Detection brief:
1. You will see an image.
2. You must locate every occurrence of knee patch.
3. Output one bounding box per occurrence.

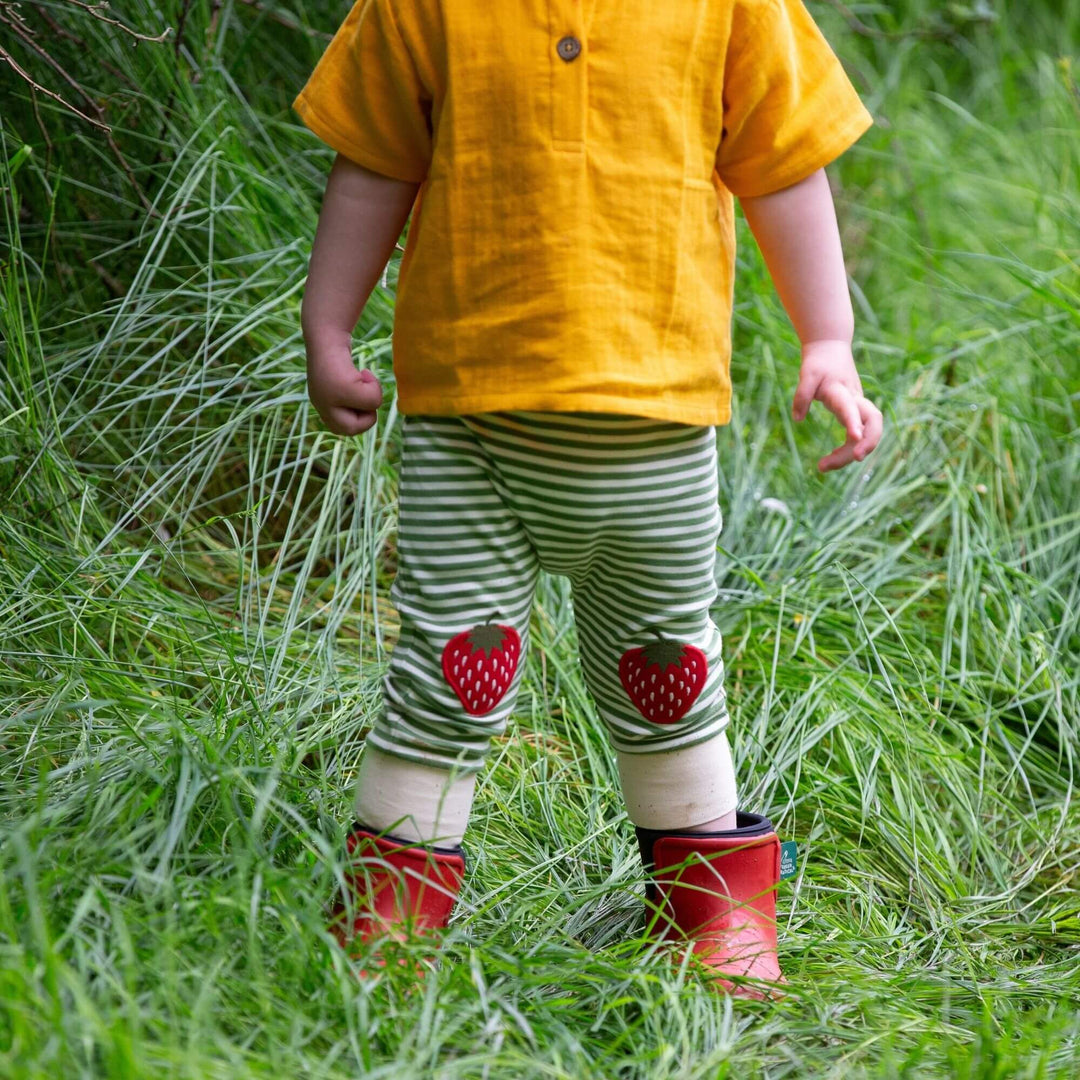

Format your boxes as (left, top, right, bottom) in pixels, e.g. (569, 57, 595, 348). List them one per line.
(441, 620, 522, 716)
(618, 637, 708, 725)
(574, 616, 730, 755)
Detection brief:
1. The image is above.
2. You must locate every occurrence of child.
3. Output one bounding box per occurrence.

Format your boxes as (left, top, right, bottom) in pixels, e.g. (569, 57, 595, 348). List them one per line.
(293, 0, 882, 998)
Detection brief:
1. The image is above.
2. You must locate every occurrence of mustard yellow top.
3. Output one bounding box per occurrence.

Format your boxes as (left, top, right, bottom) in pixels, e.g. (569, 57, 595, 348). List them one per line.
(293, 0, 873, 426)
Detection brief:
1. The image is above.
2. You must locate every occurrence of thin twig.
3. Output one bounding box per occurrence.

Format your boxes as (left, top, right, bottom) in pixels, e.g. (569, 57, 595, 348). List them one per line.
(32, 4, 136, 87)
(1, 3, 157, 213)
(87, 257, 126, 298)
(126, 0, 195, 223)
(1, 8, 113, 123)
(60, 0, 172, 43)
(29, 85, 54, 165)
(194, 0, 224, 86)
(173, 0, 194, 59)
(0, 41, 107, 130)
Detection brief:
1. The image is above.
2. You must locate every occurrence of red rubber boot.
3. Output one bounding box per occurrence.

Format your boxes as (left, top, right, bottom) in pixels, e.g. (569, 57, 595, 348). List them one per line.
(636, 811, 788, 999)
(328, 822, 466, 969)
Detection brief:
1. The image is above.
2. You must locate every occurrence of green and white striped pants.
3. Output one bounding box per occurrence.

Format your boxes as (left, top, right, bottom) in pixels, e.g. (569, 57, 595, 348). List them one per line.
(368, 411, 733, 782)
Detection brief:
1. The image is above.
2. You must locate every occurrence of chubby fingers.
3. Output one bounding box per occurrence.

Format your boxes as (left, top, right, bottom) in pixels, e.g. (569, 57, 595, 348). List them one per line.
(816, 381, 863, 443)
(852, 397, 883, 461)
(818, 440, 856, 473)
(326, 406, 379, 436)
(337, 368, 384, 412)
(791, 367, 820, 422)
(819, 396, 884, 473)
(319, 368, 383, 436)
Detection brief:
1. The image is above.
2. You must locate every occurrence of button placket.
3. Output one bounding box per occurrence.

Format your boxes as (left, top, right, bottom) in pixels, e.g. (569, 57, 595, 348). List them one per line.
(549, 2, 588, 149)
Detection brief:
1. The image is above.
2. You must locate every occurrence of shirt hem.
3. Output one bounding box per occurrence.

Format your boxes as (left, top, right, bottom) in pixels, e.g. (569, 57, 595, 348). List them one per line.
(723, 107, 874, 199)
(397, 391, 733, 427)
(292, 93, 428, 184)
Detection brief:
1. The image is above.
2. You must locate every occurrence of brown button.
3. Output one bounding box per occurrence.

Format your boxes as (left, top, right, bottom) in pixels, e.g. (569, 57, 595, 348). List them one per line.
(556, 35, 581, 61)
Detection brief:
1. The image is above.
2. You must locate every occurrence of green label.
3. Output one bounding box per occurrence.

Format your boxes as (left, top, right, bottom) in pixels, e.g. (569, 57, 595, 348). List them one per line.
(779, 841, 797, 880)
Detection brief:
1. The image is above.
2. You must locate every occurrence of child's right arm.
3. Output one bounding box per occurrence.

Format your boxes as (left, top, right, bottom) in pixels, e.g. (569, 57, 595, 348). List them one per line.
(740, 168, 882, 474)
(301, 153, 420, 436)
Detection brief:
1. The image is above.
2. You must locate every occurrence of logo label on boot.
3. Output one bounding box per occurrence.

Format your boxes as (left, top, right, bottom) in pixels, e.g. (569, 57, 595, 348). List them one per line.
(780, 841, 798, 879)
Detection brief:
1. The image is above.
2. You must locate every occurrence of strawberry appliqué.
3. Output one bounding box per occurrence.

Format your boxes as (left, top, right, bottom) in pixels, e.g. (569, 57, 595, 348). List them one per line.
(619, 638, 707, 724)
(442, 621, 521, 716)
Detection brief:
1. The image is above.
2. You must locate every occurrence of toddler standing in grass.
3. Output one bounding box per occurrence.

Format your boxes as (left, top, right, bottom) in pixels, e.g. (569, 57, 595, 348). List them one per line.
(294, 0, 882, 998)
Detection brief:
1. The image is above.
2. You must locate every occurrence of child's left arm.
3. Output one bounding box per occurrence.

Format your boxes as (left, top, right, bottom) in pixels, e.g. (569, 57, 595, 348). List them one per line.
(740, 167, 883, 474)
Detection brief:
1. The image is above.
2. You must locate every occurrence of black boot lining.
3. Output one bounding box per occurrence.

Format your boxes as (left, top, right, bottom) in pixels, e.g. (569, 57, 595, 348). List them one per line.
(349, 820, 467, 868)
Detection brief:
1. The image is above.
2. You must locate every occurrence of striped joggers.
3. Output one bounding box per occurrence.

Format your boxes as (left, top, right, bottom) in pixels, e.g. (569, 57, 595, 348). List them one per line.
(355, 411, 739, 842)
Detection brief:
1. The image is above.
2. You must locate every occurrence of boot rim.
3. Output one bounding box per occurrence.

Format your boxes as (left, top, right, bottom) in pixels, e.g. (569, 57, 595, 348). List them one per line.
(348, 819, 468, 869)
(636, 810, 775, 846)
(635, 810, 779, 907)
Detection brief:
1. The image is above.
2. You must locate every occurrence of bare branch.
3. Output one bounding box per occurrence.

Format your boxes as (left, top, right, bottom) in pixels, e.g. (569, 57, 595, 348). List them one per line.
(0, 3, 159, 212)
(60, 0, 172, 43)
(33, 3, 138, 88)
(0, 41, 109, 130)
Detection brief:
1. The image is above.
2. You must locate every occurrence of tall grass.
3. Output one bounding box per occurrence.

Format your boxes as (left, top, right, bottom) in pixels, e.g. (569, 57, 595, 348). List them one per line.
(2, 1, 1079, 1076)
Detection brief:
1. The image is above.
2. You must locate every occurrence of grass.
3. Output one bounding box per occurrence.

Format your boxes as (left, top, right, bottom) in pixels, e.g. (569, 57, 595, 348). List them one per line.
(1, 0, 1079, 1075)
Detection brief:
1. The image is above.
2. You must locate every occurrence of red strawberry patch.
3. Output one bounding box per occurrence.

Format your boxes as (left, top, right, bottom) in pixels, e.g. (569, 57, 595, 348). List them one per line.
(619, 638, 707, 724)
(442, 621, 521, 716)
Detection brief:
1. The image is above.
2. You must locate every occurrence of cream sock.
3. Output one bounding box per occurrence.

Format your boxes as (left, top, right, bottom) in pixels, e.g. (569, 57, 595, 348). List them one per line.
(353, 745, 477, 847)
(616, 728, 738, 830)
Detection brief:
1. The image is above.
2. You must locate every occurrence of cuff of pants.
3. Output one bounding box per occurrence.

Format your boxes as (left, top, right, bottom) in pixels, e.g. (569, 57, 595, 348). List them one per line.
(353, 745, 477, 847)
(616, 728, 738, 830)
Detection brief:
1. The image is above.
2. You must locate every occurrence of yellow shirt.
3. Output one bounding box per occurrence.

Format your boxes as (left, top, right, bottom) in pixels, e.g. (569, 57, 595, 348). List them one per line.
(293, 0, 873, 426)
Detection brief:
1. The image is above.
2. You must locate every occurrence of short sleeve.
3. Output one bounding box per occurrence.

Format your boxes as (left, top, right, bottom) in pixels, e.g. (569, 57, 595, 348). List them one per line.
(292, 0, 432, 183)
(714, 0, 873, 198)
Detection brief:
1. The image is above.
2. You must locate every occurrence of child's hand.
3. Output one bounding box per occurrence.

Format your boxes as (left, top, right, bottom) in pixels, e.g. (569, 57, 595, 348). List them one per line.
(791, 340, 882, 473)
(306, 345, 384, 436)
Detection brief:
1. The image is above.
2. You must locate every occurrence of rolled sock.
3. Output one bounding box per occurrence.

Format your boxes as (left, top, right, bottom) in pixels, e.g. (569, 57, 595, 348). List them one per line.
(617, 728, 738, 830)
(353, 745, 477, 846)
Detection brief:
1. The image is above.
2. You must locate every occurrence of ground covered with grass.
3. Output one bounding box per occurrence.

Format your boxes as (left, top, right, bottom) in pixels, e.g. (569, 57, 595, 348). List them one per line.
(2, 1, 1079, 1076)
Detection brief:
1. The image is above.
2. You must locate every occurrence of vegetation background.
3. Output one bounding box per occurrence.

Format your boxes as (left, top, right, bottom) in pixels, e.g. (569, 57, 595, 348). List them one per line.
(2, 0, 1078, 1075)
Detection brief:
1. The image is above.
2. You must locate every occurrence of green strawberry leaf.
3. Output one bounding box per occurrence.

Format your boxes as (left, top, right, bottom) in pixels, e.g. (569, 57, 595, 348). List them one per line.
(638, 639, 690, 669)
(466, 622, 509, 658)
